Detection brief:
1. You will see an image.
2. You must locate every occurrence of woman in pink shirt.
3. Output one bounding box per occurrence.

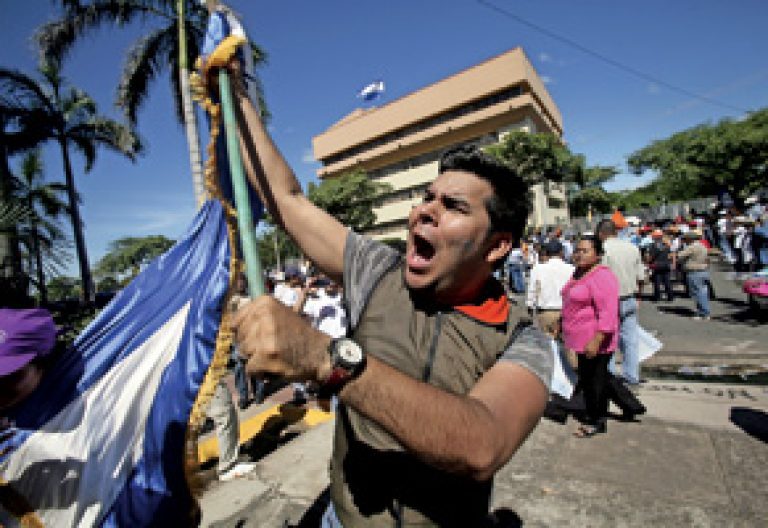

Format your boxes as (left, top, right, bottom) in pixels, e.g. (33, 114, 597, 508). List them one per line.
(561, 236, 620, 437)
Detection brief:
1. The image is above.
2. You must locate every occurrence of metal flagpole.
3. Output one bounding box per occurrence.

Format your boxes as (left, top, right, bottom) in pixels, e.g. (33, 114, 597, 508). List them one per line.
(218, 70, 265, 297)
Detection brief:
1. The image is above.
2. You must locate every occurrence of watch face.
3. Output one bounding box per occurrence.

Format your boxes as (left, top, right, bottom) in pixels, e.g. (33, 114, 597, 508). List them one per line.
(338, 339, 363, 363)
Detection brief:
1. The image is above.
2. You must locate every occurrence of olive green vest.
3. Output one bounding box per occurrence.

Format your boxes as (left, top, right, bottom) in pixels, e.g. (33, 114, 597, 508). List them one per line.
(330, 264, 529, 527)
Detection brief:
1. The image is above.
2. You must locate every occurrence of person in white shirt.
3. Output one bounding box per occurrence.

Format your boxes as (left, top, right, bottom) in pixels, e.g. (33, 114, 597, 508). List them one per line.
(526, 240, 575, 340)
(302, 279, 347, 339)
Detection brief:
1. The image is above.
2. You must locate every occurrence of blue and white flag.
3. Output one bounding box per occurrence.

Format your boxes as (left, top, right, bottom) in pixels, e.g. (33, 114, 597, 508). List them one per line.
(358, 80, 385, 101)
(0, 199, 231, 526)
(202, 3, 261, 108)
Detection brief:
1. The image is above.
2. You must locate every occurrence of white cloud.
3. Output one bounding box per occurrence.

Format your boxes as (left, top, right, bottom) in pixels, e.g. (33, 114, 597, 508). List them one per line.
(302, 148, 316, 164)
(541, 75, 554, 85)
(647, 82, 660, 94)
(538, 52, 552, 63)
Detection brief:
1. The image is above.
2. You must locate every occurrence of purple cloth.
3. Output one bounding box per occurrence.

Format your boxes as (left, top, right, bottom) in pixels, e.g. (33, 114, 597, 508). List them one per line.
(0, 308, 56, 375)
(561, 265, 620, 354)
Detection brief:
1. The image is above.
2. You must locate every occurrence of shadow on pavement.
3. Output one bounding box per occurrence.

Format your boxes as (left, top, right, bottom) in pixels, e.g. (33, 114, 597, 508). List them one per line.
(714, 309, 768, 326)
(730, 407, 768, 443)
(241, 403, 307, 461)
(656, 305, 697, 317)
(488, 508, 524, 527)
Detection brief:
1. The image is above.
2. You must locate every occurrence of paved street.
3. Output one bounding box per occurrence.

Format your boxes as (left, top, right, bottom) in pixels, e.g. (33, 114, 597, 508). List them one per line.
(198, 380, 768, 527)
(638, 261, 768, 370)
(196, 258, 768, 527)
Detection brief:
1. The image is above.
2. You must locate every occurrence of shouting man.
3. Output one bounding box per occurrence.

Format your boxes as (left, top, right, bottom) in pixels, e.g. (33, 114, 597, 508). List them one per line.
(226, 64, 552, 526)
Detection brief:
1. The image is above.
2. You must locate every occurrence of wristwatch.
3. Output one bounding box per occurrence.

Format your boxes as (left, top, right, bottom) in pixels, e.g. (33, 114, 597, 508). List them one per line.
(323, 337, 366, 394)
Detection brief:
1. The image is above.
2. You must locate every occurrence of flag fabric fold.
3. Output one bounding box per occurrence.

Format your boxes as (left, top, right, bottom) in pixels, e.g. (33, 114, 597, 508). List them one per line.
(0, 199, 232, 527)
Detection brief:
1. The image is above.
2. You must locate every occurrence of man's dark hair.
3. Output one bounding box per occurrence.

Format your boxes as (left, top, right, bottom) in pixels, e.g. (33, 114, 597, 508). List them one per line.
(579, 234, 604, 256)
(439, 146, 531, 242)
(596, 219, 617, 238)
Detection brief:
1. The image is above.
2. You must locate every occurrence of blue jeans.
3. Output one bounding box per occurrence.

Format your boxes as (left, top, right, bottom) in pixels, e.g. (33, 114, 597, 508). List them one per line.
(508, 263, 525, 293)
(719, 237, 735, 263)
(609, 297, 640, 385)
(686, 270, 711, 317)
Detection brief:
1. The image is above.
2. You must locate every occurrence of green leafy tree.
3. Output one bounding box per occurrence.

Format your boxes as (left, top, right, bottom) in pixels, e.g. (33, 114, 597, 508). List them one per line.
(96, 275, 120, 292)
(628, 108, 768, 208)
(257, 227, 301, 271)
(95, 235, 176, 283)
(307, 170, 391, 231)
(569, 187, 613, 217)
(0, 63, 142, 303)
(485, 130, 618, 218)
(0, 65, 56, 280)
(484, 130, 581, 185)
(567, 164, 618, 217)
(37, 0, 268, 202)
(47, 276, 81, 301)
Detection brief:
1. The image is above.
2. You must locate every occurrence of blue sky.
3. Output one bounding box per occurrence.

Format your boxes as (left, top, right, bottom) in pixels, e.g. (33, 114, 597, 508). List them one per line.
(3, 0, 767, 276)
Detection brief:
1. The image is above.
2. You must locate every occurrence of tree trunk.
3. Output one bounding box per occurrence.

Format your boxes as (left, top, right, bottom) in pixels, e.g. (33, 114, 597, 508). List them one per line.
(0, 139, 24, 282)
(177, 0, 206, 207)
(180, 68, 206, 205)
(59, 137, 94, 303)
(31, 222, 47, 305)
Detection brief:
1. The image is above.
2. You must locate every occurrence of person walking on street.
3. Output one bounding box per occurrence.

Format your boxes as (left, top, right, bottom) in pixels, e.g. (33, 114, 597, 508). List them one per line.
(561, 237, 620, 437)
(526, 241, 574, 339)
(676, 231, 711, 320)
(506, 244, 526, 294)
(597, 219, 645, 388)
(646, 230, 674, 302)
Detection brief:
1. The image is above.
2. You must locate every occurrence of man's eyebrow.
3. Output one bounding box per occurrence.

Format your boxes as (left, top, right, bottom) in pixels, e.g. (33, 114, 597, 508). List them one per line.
(442, 193, 471, 207)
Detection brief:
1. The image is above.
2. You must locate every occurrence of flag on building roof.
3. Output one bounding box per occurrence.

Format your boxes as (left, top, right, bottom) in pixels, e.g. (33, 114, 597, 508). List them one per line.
(0, 199, 232, 526)
(358, 80, 385, 101)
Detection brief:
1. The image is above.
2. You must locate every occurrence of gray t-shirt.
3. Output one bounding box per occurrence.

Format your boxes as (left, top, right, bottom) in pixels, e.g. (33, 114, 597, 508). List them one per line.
(342, 231, 552, 389)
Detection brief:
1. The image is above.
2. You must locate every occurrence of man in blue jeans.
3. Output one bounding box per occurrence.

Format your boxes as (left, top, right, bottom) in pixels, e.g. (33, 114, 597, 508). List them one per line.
(676, 231, 711, 319)
(506, 244, 526, 294)
(598, 219, 646, 387)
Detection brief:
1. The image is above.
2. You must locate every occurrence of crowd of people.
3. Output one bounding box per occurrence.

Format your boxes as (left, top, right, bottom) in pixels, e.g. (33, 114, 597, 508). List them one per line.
(503, 196, 768, 437)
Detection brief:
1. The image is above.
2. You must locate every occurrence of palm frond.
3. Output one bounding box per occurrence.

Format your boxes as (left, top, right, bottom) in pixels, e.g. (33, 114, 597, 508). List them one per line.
(0, 201, 32, 230)
(68, 132, 98, 172)
(36, 0, 177, 65)
(117, 24, 176, 124)
(61, 87, 98, 125)
(0, 67, 55, 116)
(68, 118, 143, 169)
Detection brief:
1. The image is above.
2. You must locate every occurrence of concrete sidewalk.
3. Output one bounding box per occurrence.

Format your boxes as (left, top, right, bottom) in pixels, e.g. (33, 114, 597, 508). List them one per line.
(198, 380, 768, 527)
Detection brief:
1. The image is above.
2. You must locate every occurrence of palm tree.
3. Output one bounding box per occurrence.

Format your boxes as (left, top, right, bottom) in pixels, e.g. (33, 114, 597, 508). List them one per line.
(0, 63, 142, 303)
(12, 150, 71, 304)
(1, 68, 53, 283)
(37, 0, 268, 205)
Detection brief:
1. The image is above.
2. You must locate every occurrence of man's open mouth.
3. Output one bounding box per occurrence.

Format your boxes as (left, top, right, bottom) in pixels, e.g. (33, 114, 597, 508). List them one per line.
(408, 233, 435, 270)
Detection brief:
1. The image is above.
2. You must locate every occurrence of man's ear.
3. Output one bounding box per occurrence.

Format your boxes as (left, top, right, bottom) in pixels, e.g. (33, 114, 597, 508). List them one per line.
(486, 232, 512, 266)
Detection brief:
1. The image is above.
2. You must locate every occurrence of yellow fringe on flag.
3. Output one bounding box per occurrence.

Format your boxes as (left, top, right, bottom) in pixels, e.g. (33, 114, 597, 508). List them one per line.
(183, 39, 251, 501)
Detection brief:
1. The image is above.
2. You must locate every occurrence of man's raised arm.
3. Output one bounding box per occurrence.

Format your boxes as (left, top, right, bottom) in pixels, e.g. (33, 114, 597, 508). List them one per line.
(231, 71, 347, 282)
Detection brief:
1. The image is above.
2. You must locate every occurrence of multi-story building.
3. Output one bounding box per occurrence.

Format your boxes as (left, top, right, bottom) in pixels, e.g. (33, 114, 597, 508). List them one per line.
(312, 47, 567, 240)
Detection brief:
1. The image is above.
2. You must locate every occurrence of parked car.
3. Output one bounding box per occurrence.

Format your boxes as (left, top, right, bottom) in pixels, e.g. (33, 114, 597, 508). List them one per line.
(743, 268, 768, 312)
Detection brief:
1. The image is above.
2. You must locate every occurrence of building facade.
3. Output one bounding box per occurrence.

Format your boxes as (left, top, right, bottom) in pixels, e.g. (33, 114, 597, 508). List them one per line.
(312, 47, 568, 240)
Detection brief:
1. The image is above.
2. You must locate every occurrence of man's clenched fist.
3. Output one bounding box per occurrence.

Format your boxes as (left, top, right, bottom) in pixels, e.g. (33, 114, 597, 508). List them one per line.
(231, 296, 332, 382)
